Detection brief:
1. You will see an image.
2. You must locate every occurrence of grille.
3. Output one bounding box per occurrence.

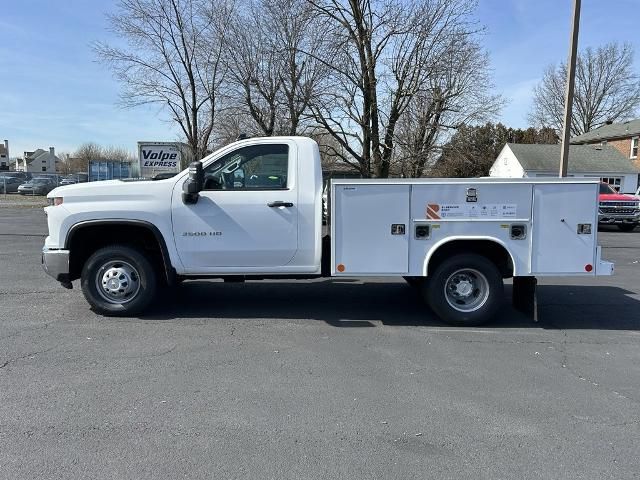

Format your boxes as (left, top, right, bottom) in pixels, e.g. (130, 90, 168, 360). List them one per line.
(599, 207, 638, 215)
(600, 201, 638, 208)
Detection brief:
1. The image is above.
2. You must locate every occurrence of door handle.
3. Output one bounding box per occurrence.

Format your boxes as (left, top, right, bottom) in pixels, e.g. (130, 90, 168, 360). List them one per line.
(267, 201, 294, 208)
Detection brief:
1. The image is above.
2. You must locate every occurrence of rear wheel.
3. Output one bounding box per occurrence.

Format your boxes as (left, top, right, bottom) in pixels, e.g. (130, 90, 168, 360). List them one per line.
(617, 223, 637, 232)
(424, 254, 503, 326)
(81, 245, 157, 316)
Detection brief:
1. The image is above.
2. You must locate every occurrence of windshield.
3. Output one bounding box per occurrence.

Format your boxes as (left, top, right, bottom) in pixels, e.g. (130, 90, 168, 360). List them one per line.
(32, 179, 50, 184)
(599, 183, 616, 194)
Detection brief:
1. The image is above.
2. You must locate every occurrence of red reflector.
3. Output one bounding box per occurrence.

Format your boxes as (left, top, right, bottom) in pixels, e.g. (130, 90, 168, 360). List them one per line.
(585, 264, 593, 272)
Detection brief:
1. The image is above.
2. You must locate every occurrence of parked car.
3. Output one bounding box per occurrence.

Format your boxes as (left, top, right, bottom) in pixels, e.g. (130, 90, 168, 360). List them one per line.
(60, 173, 88, 186)
(0, 176, 23, 193)
(18, 178, 55, 195)
(34, 174, 64, 186)
(598, 182, 640, 232)
(5, 172, 32, 182)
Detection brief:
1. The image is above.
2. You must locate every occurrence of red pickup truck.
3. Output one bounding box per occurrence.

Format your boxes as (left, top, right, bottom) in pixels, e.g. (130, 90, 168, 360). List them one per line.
(598, 182, 640, 231)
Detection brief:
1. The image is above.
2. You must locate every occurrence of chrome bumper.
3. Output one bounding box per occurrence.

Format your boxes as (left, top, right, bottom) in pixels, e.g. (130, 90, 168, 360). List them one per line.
(42, 248, 70, 282)
(598, 212, 640, 224)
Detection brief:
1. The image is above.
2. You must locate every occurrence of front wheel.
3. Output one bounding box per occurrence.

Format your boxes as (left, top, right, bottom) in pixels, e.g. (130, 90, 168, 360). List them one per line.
(81, 245, 157, 316)
(617, 223, 637, 232)
(423, 254, 503, 326)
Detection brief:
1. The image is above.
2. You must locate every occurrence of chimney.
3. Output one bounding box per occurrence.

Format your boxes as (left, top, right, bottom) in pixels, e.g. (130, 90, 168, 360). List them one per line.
(49, 146, 55, 156)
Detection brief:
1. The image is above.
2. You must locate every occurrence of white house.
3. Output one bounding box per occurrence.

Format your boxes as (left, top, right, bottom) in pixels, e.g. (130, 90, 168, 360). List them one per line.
(490, 143, 640, 194)
(15, 147, 61, 173)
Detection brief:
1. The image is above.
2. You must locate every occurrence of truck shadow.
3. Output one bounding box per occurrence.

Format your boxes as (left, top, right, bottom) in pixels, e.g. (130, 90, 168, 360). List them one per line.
(144, 280, 640, 330)
(598, 224, 639, 233)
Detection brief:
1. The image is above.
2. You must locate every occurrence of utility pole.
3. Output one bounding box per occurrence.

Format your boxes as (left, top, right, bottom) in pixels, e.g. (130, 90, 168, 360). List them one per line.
(559, 0, 581, 177)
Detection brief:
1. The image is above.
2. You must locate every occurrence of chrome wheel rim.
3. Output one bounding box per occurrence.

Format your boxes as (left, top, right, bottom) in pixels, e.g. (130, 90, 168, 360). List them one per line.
(95, 260, 141, 304)
(444, 268, 490, 313)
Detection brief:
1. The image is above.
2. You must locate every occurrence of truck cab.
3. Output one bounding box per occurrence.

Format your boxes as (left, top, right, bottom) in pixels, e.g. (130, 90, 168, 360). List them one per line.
(170, 137, 323, 273)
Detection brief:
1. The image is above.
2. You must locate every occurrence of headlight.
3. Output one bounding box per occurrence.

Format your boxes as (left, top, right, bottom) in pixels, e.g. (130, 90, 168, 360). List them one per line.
(47, 197, 63, 206)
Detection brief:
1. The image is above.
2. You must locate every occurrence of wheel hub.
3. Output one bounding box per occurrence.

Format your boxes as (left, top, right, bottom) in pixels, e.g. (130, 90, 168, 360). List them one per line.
(97, 261, 140, 304)
(444, 268, 490, 313)
(453, 279, 473, 297)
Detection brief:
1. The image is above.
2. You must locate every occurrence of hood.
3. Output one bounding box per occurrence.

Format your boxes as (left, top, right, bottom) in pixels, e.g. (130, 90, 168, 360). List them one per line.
(599, 193, 639, 202)
(48, 180, 119, 197)
(46, 176, 181, 203)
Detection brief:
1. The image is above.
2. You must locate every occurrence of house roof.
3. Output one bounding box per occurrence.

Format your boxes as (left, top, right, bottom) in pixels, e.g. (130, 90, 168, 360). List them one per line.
(24, 149, 62, 165)
(25, 149, 46, 163)
(507, 143, 639, 174)
(571, 119, 640, 144)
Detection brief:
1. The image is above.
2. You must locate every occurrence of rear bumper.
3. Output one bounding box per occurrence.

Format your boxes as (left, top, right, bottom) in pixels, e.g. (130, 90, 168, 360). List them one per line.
(595, 246, 614, 276)
(42, 248, 70, 282)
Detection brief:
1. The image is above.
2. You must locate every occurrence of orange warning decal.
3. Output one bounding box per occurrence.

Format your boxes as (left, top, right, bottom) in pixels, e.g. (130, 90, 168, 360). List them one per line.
(426, 203, 441, 220)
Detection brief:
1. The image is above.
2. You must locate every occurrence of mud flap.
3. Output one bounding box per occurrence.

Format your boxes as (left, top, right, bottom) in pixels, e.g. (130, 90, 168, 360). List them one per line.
(512, 276, 538, 322)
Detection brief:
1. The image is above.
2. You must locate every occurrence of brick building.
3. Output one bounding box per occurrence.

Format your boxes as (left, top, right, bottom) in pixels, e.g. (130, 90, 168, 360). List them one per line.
(571, 119, 640, 168)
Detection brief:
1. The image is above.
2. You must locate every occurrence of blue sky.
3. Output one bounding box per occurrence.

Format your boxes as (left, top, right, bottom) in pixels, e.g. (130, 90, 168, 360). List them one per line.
(1, 0, 639, 157)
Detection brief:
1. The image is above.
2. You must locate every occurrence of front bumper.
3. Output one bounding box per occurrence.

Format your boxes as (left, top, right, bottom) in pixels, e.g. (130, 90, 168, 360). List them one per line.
(19, 189, 45, 195)
(42, 248, 70, 282)
(598, 212, 640, 224)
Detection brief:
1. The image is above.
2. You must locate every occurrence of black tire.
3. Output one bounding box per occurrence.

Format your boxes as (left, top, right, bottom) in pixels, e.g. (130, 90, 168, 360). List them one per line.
(81, 245, 157, 316)
(423, 254, 503, 326)
(617, 223, 637, 232)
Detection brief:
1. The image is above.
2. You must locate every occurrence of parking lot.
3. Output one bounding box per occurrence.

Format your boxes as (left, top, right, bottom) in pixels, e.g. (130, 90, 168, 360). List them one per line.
(1, 206, 639, 479)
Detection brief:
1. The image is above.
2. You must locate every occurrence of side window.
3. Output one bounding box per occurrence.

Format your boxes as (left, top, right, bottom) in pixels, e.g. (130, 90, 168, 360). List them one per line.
(203, 144, 289, 191)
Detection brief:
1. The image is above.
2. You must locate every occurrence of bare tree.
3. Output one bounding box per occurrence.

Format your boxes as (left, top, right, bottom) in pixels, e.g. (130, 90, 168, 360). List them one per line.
(306, 0, 501, 178)
(95, 0, 229, 159)
(69, 143, 136, 173)
(222, 0, 324, 137)
(57, 152, 73, 175)
(432, 123, 558, 178)
(529, 42, 640, 136)
(70, 143, 103, 172)
(393, 36, 504, 177)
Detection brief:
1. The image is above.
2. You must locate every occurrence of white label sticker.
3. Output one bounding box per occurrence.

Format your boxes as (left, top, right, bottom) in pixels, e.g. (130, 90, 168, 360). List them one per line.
(428, 203, 517, 219)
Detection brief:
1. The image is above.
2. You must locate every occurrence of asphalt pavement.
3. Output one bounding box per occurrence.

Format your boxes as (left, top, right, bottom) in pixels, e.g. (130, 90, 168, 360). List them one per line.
(1, 208, 639, 479)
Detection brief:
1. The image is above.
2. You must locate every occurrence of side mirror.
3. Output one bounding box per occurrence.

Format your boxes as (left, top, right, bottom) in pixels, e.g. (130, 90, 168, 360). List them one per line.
(182, 161, 204, 204)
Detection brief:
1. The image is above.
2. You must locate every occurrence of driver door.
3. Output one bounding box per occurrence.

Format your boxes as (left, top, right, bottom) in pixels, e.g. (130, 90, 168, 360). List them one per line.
(171, 141, 298, 271)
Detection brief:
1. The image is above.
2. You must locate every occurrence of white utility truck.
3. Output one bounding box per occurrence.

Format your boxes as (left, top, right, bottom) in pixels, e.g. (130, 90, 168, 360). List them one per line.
(42, 136, 613, 325)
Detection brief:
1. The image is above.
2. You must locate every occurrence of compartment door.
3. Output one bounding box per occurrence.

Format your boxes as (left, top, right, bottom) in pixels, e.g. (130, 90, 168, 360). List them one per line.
(531, 183, 597, 274)
(333, 184, 410, 275)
